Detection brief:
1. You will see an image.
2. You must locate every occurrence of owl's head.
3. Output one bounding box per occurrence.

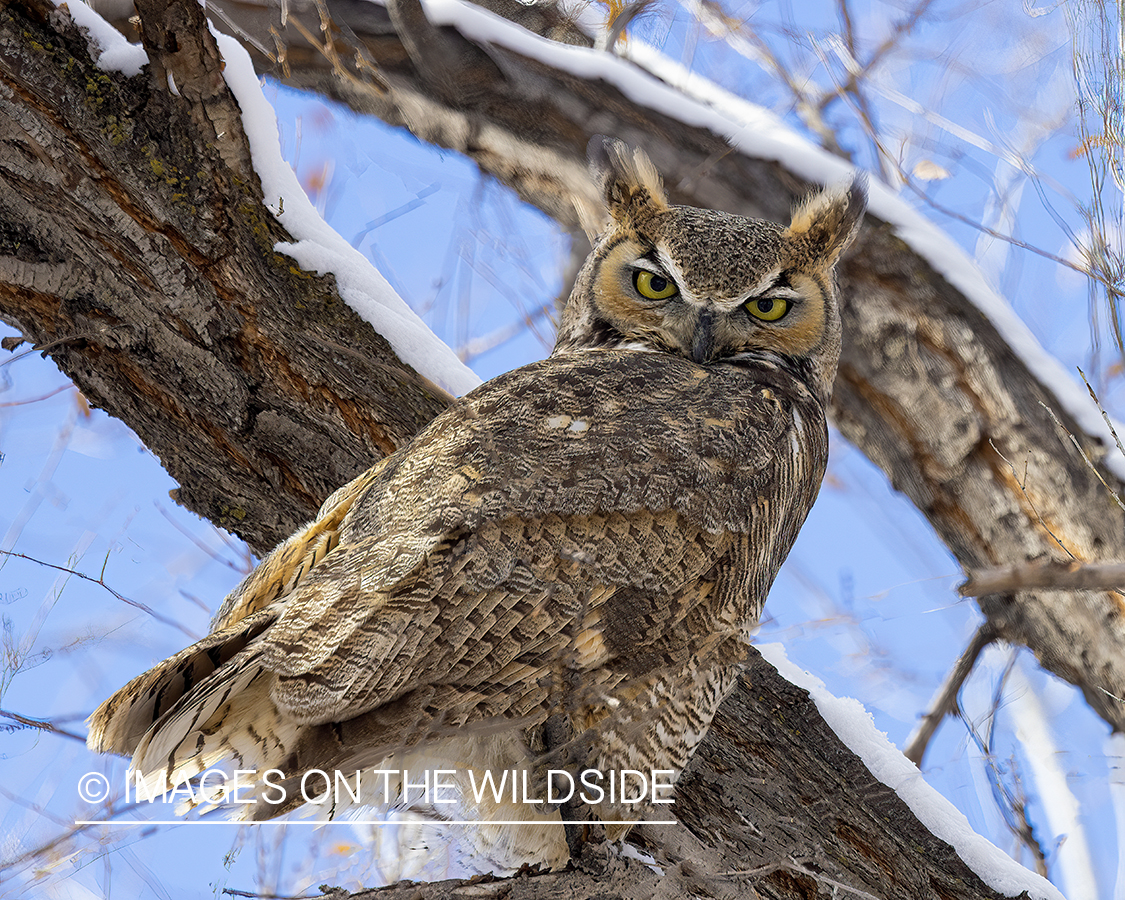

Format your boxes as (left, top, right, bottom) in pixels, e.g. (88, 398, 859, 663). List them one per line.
(554, 138, 867, 403)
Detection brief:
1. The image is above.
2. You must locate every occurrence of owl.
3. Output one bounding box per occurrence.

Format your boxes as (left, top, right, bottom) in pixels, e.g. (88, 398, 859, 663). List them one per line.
(87, 139, 865, 873)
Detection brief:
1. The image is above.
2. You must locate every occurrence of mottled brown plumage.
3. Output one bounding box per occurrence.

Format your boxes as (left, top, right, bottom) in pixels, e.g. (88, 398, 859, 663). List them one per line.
(87, 139, 866, 872)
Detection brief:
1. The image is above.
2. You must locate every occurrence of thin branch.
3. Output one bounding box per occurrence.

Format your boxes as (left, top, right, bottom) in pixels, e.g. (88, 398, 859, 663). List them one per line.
(904, 623, 997, 767)
(988, 439, 1078, 560)
(153, 501, 250, 575)
(1040, 401, 1125, 513)
(0, 784, 73, 827)
(963, 652, 1051, 876)
(815, 39, 1124, 300)
(0, 334, 100, 369)
(0, 550, 199, 639)
(1078, 366, 1125, 460)
(283, 2, 388, 94)
(0, 707, 87, 742)
(820, 0, 937, 114)
(602, 0, 654, 53)
(960, 560, 1125, 596)
(0, 799, 151, 876)
(0, 382, 74, 407)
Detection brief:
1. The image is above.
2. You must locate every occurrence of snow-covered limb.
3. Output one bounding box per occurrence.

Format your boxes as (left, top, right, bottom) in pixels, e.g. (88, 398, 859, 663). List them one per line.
(762, 644, 1068, 900)
(214, 30, 479, 397)
(2, 0, 455, 555)
(64, 0, 479, 398)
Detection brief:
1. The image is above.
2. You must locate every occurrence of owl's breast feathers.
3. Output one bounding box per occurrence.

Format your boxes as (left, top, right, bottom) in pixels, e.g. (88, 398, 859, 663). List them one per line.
(87, 349, 827, 834)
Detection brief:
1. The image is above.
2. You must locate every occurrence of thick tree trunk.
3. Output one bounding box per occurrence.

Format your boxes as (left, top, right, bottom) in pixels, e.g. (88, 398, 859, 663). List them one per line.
(0, 0, 1068, 897)
(0, 0, 448, 555)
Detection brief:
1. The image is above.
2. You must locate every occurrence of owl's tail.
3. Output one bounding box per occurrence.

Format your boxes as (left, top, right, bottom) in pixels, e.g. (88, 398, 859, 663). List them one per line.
(86, 609, 277, 759)
(85, 613, 497, 820)
(86, 608, 313, 815)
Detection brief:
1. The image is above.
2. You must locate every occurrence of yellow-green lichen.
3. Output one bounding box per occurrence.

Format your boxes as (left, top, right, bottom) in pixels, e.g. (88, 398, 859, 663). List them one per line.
(218, 505, 248, 523)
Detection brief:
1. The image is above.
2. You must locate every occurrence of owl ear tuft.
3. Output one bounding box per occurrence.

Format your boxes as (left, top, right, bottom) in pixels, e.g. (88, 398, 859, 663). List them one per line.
(588, 135, 669, 223)
(785, 173, 868, 268)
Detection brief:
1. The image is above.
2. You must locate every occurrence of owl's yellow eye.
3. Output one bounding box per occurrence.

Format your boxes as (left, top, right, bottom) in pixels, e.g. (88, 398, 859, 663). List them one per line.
(746, 297, 789, 322)
(633, 269, 679, 300)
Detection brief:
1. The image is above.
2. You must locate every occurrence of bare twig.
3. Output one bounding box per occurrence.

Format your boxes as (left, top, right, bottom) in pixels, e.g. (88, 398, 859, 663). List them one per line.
(1040, 401, 1125, 513)
(0, 549, 198, 639)
(0, 382, 74, 407)
(1079, 366, 1125, 460)
(960, 560, 1125, 596)
(0, 334, 99, 368)
(1066, 0, 1125, 355)
(823, 0, 936, 114)
(153, 501, 251, 575)
(904, 623, 997, 767)
(0, 799, 151, 876)
(0, 707, 86, 742)
(814, 40, 1124, 301)
(962, 653, 1050, 877)
(988, 439, 1078, 560)
(285, 1, 388, 93)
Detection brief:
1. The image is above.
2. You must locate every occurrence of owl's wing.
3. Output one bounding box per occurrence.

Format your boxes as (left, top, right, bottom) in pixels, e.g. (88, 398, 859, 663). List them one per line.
(96, 351, 824, 793)
(209, 460, 392, 632)
(258, 349, 822, 725)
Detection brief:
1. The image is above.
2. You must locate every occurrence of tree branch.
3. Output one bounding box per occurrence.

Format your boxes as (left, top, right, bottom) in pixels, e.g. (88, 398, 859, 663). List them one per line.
(904, 623, 997, 767)
(0, 0, 449, 556)
(961, 560, 1125, 596)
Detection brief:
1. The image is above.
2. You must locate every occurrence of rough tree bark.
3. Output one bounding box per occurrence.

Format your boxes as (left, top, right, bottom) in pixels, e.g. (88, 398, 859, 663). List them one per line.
(0, 0, 1074, 897)
(0, 0, 450, 553)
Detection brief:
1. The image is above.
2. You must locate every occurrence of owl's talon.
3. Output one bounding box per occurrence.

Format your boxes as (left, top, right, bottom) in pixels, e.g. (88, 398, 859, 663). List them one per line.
(565, 822, 612, 876)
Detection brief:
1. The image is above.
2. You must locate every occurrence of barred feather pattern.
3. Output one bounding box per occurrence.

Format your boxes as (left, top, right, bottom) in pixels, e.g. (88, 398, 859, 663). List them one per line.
(87, 139, 864, 872)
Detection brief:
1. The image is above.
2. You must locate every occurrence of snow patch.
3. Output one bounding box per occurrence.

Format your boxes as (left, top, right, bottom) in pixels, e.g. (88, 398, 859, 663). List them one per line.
(214, 34, 480, 396)
(758, 643, 1068, 900)
(64, 0, 147, 76)
(215, 33, 479, 396)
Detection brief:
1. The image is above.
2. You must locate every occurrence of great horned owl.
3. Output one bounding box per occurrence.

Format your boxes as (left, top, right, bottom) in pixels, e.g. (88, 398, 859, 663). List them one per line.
(87, 139, 865, 873)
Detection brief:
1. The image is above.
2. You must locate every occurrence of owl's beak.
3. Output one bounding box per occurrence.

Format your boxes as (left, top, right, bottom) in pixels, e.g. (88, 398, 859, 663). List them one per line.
(692, 308, 715, 364)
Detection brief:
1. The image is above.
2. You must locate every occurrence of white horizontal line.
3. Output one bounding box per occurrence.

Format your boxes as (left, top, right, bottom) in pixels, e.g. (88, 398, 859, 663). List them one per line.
(75, 819, 677, 827)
